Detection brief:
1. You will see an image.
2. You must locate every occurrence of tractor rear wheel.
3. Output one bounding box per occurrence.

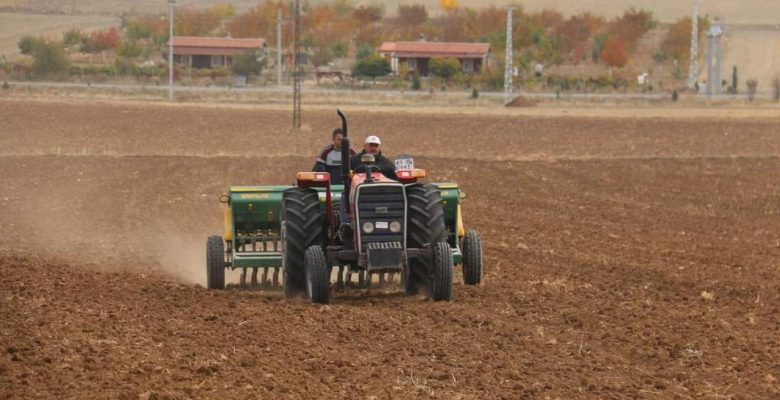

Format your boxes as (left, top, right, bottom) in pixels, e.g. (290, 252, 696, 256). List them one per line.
(305, 245, 330, 304)
(282, 187, 324, 299)
(206, 235, 225, 290)
(461, 229, 482, 285)
(406, 184, 447, 295)
(430, 241, 453, 301)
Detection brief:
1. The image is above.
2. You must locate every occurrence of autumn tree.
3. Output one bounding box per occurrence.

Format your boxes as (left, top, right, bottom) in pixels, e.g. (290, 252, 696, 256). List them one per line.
(174, 6, 221, 36)
(397, 4, 428, 26)
(661, 16, 710, 65)
(600, 36, 628, 67)
(607, 8, 654, 50)
(352, 5, 383, 25)
(81, 27, 120, 53)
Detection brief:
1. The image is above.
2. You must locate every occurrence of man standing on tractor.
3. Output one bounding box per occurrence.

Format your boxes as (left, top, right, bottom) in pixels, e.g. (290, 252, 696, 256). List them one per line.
(350, 135, 397, 180)
(313, 128, 356, 185)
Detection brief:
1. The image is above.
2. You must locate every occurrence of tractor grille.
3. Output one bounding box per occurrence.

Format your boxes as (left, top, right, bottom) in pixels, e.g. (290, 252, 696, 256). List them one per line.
(356, 184, 405, 248)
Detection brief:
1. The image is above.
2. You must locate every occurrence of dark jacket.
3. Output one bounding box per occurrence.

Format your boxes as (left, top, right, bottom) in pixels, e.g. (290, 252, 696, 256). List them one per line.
(312, 145, 356, 185)
(350, 150, 397, 180)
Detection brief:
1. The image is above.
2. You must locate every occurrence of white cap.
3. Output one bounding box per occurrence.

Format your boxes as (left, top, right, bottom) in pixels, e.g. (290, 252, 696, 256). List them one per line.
(365, 135, 381, 145)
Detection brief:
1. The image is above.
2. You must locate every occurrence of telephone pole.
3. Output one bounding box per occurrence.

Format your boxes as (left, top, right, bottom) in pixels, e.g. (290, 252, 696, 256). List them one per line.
(167, 0, 176, 100)
(504, 7, 515, 103)
(276, 9, 282, 86)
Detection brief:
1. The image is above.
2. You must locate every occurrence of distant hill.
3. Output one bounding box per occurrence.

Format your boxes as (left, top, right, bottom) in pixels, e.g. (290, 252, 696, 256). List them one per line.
(4, 0, 780, 24)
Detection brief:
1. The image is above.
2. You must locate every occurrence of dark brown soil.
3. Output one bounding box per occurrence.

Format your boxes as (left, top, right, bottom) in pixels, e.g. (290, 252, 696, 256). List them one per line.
(1, 100, 778, 399)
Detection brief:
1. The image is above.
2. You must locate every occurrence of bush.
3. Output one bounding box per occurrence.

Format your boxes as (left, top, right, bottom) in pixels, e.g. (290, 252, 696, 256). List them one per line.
(2, 81, 9, 90)
(411, 71, 421, 90)
(429, 57, 460, 81)
(18, 35, 44, 55)
(30, 39, 69, 78)
(747, 79, 758, 101)
(773, 77, 780, 102)
(672, 90, 679, 101)
(231, 50, 266, 78)
(352, 55, 391, 81)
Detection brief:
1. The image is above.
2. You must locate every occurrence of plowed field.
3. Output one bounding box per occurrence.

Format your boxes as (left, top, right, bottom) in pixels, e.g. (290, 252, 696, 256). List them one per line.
(1, 100, 779, 399)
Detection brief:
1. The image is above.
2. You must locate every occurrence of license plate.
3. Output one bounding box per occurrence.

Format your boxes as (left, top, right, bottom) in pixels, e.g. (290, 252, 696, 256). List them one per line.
(394, 156, 414, 171)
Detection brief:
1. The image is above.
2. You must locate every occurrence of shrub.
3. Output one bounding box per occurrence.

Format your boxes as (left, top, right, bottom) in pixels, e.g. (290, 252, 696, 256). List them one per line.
(231, 50, 266, 78)
(30, 39, 69, 78)
(352, 55, 391, 81)
(773, 76, 780, 102)
(747, 79, 758, 101)
(411, 71, 421, 90)
(429, 57, 460, 81)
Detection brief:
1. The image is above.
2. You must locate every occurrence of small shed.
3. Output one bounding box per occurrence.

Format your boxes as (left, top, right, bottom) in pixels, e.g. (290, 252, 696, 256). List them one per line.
(379, 41, 490, 77)
(167, 36, 266, 69)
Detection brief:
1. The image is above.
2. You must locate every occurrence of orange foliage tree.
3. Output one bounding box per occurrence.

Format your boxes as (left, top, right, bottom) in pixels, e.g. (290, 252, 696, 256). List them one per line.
(661, 16, 710, 65)
(174, 6, 221, 36)
(82, 27, 120, 53)
(600, 36, 628, 67)
(606, 8, 654, 50)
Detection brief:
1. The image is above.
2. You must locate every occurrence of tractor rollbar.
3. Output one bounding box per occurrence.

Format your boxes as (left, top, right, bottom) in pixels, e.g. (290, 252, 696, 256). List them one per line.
(337, 109, 351, 199)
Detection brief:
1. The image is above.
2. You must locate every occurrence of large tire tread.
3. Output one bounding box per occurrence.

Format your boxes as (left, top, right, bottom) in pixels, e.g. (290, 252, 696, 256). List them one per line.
(462, 229, 482, 285)
(431, 241, 453, 301)
(206, 235, 225, 290)
(305, 246, 330, 304)
(282, 188, 324, 299)
(405, 184, 448, 296)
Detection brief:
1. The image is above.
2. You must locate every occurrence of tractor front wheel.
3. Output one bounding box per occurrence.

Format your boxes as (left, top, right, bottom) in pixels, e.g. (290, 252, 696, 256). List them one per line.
(206, 235, 225, 290)
(461, 229, 482, 285)
(430, 241, 453, 301)
(305, 246, 330, 304)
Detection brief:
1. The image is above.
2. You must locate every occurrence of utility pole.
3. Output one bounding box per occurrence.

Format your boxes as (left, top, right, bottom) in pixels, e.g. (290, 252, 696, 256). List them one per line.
(504, 7, 515, 104)
(276, 9, 283, 86)
(687, 0, 701, 89)
(293, 0, 302, 129)
(168, 0, 176, 101)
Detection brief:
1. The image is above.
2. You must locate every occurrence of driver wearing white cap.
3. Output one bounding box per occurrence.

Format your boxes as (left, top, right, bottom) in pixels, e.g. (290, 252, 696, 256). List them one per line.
(350, 135, 397, 180)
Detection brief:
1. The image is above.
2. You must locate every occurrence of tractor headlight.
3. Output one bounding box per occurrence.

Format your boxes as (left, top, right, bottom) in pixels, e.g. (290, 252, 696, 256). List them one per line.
(389, 221, 402, 233)
(362, 222, 375, 234)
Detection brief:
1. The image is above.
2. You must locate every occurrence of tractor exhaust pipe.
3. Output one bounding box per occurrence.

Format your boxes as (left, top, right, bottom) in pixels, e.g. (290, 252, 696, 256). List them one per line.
(337, 109, 351, 194)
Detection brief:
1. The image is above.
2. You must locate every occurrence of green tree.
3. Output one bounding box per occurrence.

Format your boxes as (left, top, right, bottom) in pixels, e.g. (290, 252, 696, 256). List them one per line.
(18, 35, 43, 55)
(332, 42, 348, 58)
(310, 47, 334, 67)
(429, 57, 460, 81)
(356, 44, 374, 60)
(30, 39, 69, 77)
(352, 54, 391, 81)
(63, 28, 86, 47)
(231, 50, 266, 78)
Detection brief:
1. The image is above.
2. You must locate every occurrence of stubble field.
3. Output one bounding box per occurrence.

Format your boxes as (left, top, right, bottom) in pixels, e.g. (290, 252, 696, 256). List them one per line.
(0, 99, 779, 399)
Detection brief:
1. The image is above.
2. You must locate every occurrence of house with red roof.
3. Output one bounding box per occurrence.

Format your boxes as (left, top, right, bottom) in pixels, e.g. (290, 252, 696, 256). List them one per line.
(167, 36, 266, 69)
(379, 41, 490, 77)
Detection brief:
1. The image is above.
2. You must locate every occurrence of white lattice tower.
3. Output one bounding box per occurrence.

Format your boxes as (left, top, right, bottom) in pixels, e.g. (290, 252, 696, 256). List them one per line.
(504, 7, 515, 103)
(687, 0, 702, 89)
